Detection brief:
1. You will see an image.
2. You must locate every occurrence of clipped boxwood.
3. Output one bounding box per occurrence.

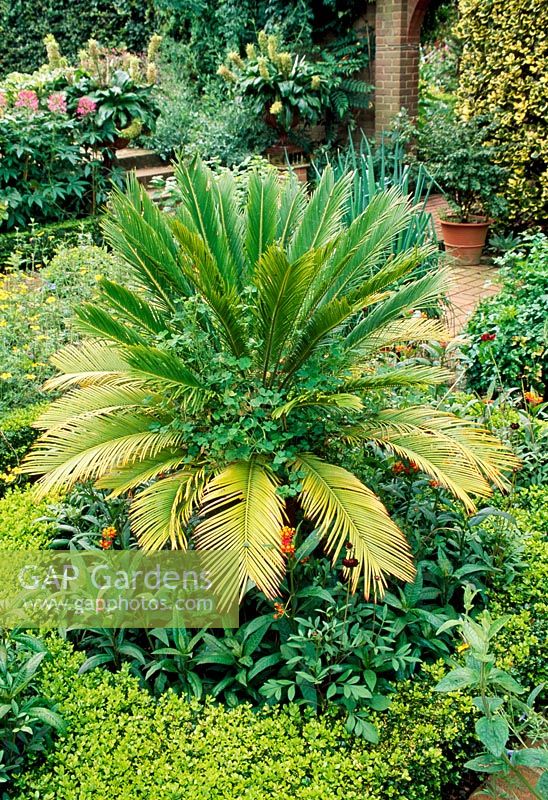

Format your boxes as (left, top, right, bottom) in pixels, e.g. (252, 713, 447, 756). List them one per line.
(0, 403, 45, 495)
(15, 640, 476, 800)
(0, 216, 104, 271)
(0, 485, 56, 549)
(457, 0, 548, 227)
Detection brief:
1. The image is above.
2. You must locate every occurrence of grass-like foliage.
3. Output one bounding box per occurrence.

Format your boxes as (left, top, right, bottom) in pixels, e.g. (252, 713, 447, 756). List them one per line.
(24, 158, 517, 603)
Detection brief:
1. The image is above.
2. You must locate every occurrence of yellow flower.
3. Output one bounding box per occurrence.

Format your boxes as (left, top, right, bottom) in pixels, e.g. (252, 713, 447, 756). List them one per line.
(311, 74, 321, 90)
(0, 372, 12, 380)
(456, 643, 470, 653)
(258, 57, 269, 80)
(245, 43, 256, 60)
(0, 320, 6, 328)
(94, 274, 104, 282)
(227, 51, 244, 69)
(25, 374, 37, 381)
(270, 101, 283, 116)
(45, 295, 56, 304)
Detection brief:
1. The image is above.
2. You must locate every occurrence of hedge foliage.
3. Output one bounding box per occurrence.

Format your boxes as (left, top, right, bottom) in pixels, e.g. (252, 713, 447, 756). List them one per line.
(0, 485, 56, 549)
(0, 0, 156, 76)
(0, 403, 45, 495)
(0, 216, 103, 271)
(457, 0, 548, 227)
(14, 639, 476, 800)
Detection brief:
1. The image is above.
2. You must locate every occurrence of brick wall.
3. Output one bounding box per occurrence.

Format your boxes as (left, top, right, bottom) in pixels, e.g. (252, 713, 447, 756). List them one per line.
(373, 0, 431, 135)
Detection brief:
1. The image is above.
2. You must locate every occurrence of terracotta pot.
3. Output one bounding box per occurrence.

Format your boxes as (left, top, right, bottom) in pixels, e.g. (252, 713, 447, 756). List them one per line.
(440, 218, 491, 265)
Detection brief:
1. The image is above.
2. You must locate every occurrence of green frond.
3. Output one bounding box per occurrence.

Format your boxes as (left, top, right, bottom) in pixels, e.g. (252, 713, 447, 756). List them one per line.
(253, 245, 317, 380)
(98, 279, 171, 337)
(174, 157, 237, 286)
(277, 176, 307, 246)
(74, 304, 144, 345)
(103, 177, 191, 311)
(343, 364, 452, 391)
(213, 171, 246, 283)
(293, 454, 415, 597)
(124, 345, 203, 390)
(131, 469, 208, 550)
(272, 392, 363, 419)
(171, 219, 248, 358)
(194, 460, 286, 600)
(288, 166, 353, 260)
(245, 169, 279, 267)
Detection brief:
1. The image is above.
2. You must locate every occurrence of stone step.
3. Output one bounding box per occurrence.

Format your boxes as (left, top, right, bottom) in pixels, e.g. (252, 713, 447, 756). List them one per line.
(115, 148, 165, 171)
(134, 165, 175, 188)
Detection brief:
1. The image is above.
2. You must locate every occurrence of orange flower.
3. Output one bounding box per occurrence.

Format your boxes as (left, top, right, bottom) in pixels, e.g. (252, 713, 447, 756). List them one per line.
(524, 391, 543, 405)
(273, 601, 286, 619)
(280, 526, 296, 556)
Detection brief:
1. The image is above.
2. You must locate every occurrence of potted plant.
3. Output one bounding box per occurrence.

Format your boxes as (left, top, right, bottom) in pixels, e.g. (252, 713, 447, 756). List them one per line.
(420, 112, 507, 264)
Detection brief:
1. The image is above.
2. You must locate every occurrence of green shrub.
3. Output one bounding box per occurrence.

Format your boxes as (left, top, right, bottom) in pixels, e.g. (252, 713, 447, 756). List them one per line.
(463, 232, 548, 397)
(457, 0, 548, 227)
(0, 216, 103, 271)
(0, 1, 155, 76)
(0, 403, 45, 495)
(491, 485, 548, 689)
(15, 638, 476, 800)
(0, 486, 56, 549)
(0, 245, 128, 413)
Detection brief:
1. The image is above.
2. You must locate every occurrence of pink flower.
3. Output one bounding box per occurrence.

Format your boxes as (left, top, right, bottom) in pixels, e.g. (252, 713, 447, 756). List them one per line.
(47, 92, 67, 114)
(76, 96, 97, 117)
(0, 93, 7, 110)
(15, 90, 39, 111)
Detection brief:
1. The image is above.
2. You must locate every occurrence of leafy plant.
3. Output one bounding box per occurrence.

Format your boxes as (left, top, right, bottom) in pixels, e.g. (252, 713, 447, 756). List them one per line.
(419, 111, 507, 222)
(462, 232, 548, 399)
(436, 592, 548, 800)
(24, 158, 517, 605)
(0, 632, 65, 787)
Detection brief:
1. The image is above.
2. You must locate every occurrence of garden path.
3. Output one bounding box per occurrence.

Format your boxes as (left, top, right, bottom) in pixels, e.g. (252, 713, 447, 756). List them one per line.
(425, 194, 500, 335)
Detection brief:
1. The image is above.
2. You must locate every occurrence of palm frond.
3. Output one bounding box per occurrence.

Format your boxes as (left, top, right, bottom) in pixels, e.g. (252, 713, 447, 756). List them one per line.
(352, 406, 519, 506)
(253, 245, 317, 380)
(245, 169, 279, 268)
(194, 460, 286, 600)
(213, 171, 246, 284)
(131, 469, 207, 550)
(98, 279, 171, 336)
(350, 317, 452, 361)
(277, 176, 307, 246)
(45, 340, 133, 391)
(24, 416, 185, 497)
(343, 364, 452, 391)
(272, 392, 363, 419)
(74, 304, 144, 345)
(103, 177, 190, 310)
(288, 166, 352, 260)
(293, 454, 414, 597)
(97, 452, 188, 497)
(35, 385, 159, 430)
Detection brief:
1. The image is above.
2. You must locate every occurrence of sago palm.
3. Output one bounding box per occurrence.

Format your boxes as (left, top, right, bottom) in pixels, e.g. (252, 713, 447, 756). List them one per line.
(25, 158, 517, 603)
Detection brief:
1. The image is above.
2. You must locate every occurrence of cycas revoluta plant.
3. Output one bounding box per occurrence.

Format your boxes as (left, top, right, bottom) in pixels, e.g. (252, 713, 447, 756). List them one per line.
(24, 159, 517, 603)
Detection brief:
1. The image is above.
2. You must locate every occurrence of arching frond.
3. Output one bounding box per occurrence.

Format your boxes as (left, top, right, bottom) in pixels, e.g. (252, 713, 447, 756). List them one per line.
(74, 304, 144, 345)
(97, 452, 188, 497)
(277, 176, 307, 246)
(272, 392, 363, 419)
(293, 454, 415, 597)
(35, 385, 159, 430)
(343, 364, 452, 391)
(25, 416, 185, 497)
(45, 340, 133, 391)
(98, 279, 171, 336)
(131, 468, 208, 550)
(194, 460, 286, 600)
(348, 406, 519, 507)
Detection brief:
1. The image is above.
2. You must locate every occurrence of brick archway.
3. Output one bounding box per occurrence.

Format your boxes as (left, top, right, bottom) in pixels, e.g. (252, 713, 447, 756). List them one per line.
(373, 0, 434, 134)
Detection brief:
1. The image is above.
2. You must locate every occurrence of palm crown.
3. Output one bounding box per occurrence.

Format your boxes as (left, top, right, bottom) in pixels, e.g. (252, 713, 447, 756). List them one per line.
(25, 158, 516, 602)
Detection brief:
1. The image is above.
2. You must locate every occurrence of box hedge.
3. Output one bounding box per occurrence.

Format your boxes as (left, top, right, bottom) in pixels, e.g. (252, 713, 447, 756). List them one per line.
(14, 637, 477, 800)
(457, 0, 548, 227)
